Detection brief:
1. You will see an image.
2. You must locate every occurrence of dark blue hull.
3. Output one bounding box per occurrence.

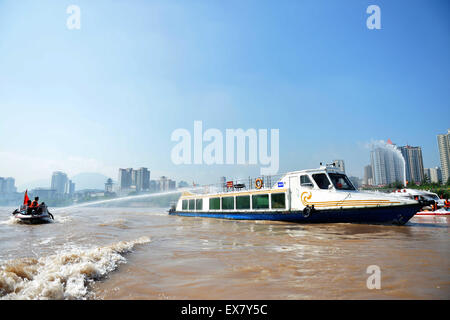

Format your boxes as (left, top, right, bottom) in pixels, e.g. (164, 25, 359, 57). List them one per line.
(170, 204, 421, 225)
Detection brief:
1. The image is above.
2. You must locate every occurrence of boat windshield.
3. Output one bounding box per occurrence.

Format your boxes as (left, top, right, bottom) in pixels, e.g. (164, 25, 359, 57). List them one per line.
(328, 173, 356, 190)
(312, 173, 331, 189)
(428, 194, 440, 200)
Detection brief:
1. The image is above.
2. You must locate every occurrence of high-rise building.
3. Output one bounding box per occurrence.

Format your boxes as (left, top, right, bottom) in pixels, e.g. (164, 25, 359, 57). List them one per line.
(363, 165, 373, 185)
(135, 167, 150, 192)
(5, 178, 16, 193)
(131, 170, 138, 187)
(399, 145, 424, 184)
(118, 168, 133, 190)
(64, 179, 75, 195)
(0, 177, 16, 194)
(333, 160, 345, 173)
(119, 167, 150, 192)
(424, 167, 442, 184)
(168, 179, 176, 190)
(370, 141, 405, 186)
(117, 167, 173, 193)
(220, 176, 227, 191)
(0, 177, 16, 193)
(51, 171, 69, 194)
(149, 180, 158, 192)
(424, 168, 430, 182)
(159, 176, 168, 191)
(430, 167, 442, 184)
(437, 129, 450, 184)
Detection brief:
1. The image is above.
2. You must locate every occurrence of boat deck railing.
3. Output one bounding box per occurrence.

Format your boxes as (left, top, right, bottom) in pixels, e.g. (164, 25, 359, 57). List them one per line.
(189, 174, 286, 195)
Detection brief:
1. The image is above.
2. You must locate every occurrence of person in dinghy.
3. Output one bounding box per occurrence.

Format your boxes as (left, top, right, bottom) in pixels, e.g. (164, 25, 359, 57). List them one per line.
(12, 190, 54, 223)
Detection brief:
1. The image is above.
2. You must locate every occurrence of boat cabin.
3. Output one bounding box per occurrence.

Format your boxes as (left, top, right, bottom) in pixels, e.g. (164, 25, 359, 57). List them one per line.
(176, 165, 366, 213)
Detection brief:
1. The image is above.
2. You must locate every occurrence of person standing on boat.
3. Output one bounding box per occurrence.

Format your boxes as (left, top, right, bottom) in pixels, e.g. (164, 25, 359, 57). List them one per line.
(445, 199, 450, 209)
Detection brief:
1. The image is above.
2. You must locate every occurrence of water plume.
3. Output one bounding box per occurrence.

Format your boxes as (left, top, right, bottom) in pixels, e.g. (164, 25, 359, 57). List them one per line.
(53, 188, 200, 212)
(369, 140, 406, 186)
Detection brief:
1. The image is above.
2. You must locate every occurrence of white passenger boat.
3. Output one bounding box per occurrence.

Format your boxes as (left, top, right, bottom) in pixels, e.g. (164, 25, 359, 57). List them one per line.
(169, 165, 422, 225)
(389, 188, 443, 206)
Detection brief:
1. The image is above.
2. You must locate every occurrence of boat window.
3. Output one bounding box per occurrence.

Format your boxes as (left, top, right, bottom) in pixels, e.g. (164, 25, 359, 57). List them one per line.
(222, 197, 235, 210)
(182, 200, 188, 210)
(209, 197, 220, 210)
(271, 193, 285, 209)
(252, 194, 269, 209)
(312, 173, 331, 190)
(196, 199, 203, 210)
(188, 199, 195, 210)
(300, 175, 314, 187)
(236, 195, 250, 209)
(328, 173, 355, 190)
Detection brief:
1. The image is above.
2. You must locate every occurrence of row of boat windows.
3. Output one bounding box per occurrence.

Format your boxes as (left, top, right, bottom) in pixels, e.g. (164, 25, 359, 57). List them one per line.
(182, 193, 286, 211)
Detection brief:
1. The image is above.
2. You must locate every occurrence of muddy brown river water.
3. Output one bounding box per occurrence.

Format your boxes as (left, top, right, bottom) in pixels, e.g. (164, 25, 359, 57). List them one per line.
(0, 207, 448, 299)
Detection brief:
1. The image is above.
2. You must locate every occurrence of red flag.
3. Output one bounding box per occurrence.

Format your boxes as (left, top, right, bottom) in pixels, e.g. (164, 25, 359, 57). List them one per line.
(23, 190, 29, 205)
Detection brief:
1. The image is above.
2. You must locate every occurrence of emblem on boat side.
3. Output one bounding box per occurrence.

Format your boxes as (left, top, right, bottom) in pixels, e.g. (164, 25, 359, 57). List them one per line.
(301, 192, 312, 206)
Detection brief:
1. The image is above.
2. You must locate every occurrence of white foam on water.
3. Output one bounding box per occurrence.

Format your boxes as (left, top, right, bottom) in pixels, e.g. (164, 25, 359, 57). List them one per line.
(0, 236, 150, 300)
(0, 216, 20, 225)
(98, 218, 129, 229)
(54, 215, 73, 224)
(38, 237, 55, 245)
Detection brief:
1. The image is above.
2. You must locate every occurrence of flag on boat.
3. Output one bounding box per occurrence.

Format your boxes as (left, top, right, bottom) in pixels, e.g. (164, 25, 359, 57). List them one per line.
(23, 189, 29, 205)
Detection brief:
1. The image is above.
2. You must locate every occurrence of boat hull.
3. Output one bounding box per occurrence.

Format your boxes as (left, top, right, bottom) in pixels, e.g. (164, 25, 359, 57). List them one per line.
(170, 204, 422, 225)
(13, 212, 53, 224)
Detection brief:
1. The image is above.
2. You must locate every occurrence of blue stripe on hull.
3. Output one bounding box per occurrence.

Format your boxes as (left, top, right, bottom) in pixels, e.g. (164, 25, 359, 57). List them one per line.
(169, 204, 421, 225)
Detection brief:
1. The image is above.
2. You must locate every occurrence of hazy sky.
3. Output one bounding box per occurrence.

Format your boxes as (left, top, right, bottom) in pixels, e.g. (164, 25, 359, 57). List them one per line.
(1, 0, 449, 188)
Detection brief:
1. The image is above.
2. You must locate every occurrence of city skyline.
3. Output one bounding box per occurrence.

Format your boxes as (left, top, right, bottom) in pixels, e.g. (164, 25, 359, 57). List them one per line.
(1, 1, 449, 187)
(1, 133, 448, 191)
(2, 135, 446, 193)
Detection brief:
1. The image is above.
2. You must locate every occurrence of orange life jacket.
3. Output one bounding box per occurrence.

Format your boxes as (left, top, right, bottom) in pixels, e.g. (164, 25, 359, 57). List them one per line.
(30, 201, 39, 208)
